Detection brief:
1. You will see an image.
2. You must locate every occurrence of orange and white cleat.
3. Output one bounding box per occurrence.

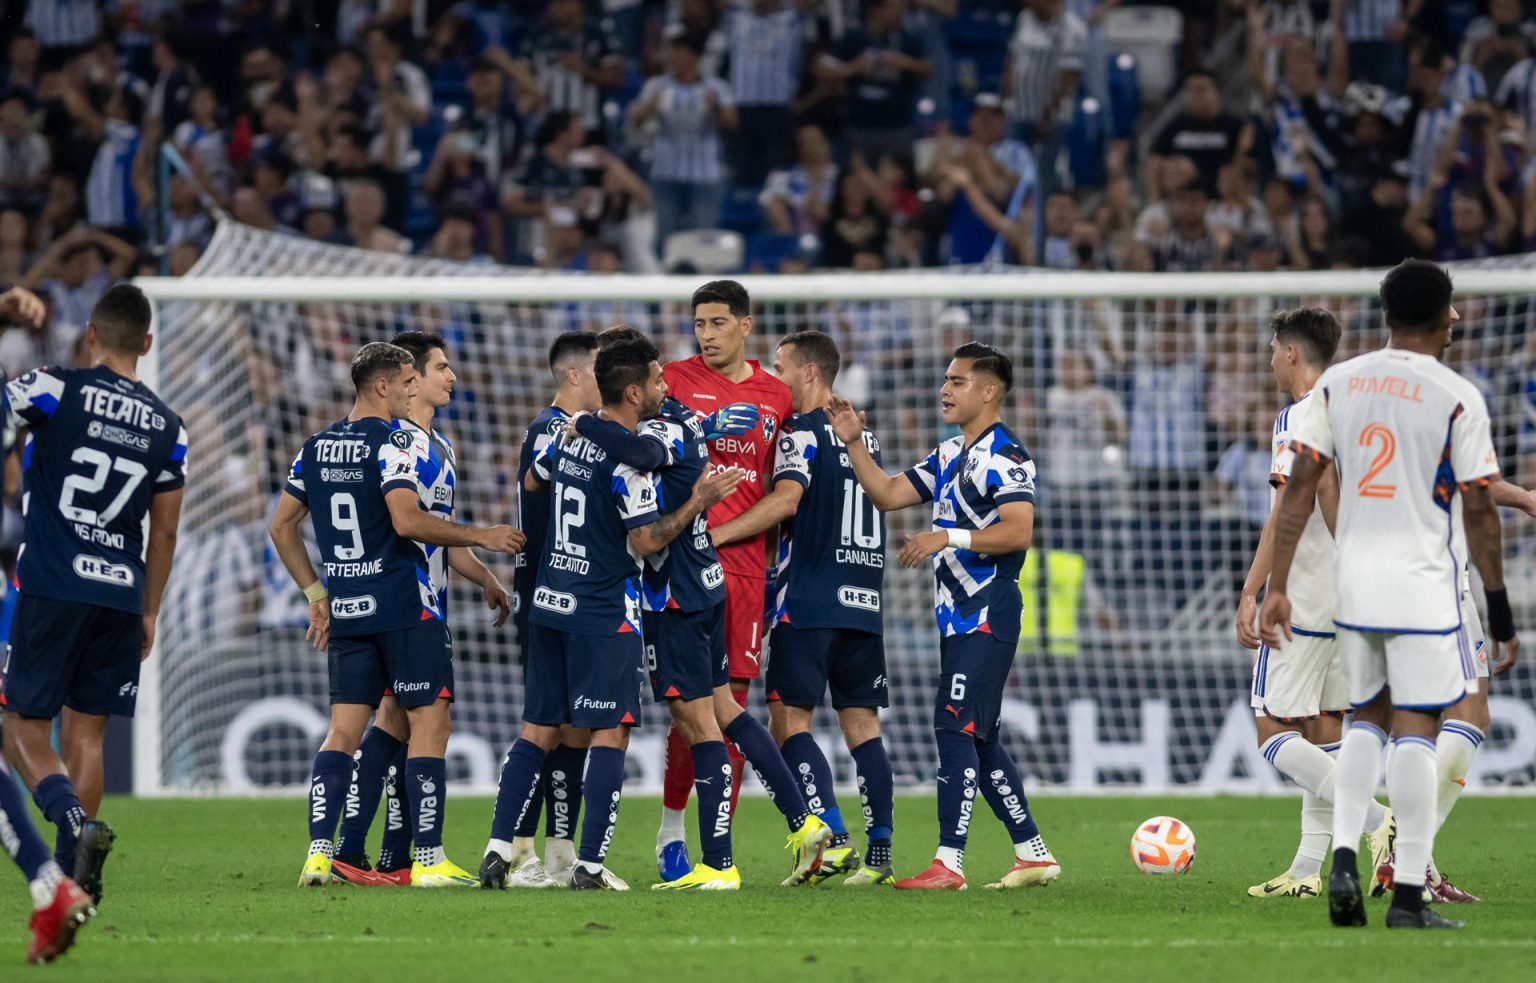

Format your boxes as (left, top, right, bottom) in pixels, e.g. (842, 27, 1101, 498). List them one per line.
(26, 878, 93, 964)
(331, 858, 399, 887)
(893, 859, 967, 891)
(986, 856, 1061, 889)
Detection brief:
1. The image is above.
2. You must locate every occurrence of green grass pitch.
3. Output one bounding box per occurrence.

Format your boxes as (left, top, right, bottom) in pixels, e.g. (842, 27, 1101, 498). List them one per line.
(2, 794, 1533, 981)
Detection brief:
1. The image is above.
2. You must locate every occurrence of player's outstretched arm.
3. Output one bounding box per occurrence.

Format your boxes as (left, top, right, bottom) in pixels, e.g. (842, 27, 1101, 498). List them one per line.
(269, 491, 329, 651)
(447, 546, 511, 627)
(827, 397, 921, 512)
(572, 413, 672, 471)
(711, 479, 803, 548)
(630, 467, 743, 556)
(1236, 508, 1277, 650)
(141, 487, 185, 661)
(1491, 478, 1536, 518)
(1258, 449, 1328, 646)
(1463, 481, 1520, 673)
(384, 488, 526, 553)
(897, 500, 1034, 568)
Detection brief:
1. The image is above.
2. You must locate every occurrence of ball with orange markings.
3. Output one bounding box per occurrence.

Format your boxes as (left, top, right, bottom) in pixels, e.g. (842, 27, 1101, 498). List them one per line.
(1130, 816, 1196, 874)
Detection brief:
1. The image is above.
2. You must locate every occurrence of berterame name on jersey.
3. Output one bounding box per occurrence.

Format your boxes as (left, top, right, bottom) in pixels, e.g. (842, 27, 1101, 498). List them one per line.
(5, 366, 187, 612)
(284, 417, 441, 636)
(772, 408, 886, 634)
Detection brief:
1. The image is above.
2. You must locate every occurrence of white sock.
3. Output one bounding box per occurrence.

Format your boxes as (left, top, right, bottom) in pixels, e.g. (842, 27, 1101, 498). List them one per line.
(1427, 858, 1443, 887)
(1387, 736, 1437, 889)
(1332, 722, 1386, 850)
(545, 837, 575, 871)
(1435, 722, 1482, 832)
(510, 835, 536, 861)
(27, 861, 64, 911)
(935, 846, 964, 873)
(1014, 835, 1051, 862)
(412, 845, 446, 867)
(1363, 796, 1387, 832)
(1289, 788, 1330, 880)
(657, 807, 687, 851)
(577, 859, 604, 874)
(308, 838, 335, 860)
(1262, 732, 1336, 803)
(485, 838, 513, 862)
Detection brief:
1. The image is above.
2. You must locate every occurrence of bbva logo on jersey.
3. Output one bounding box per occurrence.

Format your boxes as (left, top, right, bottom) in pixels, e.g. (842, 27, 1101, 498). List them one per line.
(533, 586, 577, 614)
(73, 555, 134, 587)
(332, 595, 377, 619)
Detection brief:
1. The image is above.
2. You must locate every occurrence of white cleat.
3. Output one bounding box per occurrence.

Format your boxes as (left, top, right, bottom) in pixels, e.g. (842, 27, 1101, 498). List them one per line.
(1248, 872, 1321, 898)
(506, 855, 560, 889)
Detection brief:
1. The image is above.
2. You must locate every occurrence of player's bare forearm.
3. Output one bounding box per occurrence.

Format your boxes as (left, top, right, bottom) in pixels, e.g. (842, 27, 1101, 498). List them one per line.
(143, 488, 184, 618)
(385, 489, 524, 552)
(1267, 452, 1326, 594)
(1490, 477, 1536, 516)
(845, 438, 919, 512)
(631, 502, 703, 557)
(1462, 483, 1505, 592)
(1242, 508, 1277, 600)
(1315, 463, 1339, 537)
(711, 480, 802, 548)
(447, 545, 496, 590)
(269, 492, 319, 589)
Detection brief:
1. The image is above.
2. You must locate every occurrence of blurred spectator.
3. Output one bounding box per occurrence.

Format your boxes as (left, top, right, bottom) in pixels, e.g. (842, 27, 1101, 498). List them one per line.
(1390, 38, 1467, 197)
(0, 90, 51, 212)
(1343, 169, 1412, 265)
(84, 84, 145, 235)
(632, 34, 736, 246)
(1404, 176, 1516, 260)
(1337, 0, 1409, 92)
(1211, 400, 1277, 530)
(929, 94, 1038, 265)
(1462, 0, 1536, 91)
(20, 226, 136, 364)
(1208, 163, 1275, 247)
(324, 123, 404, 231)
(172, 86, 231, 193)
(517, 0, 624, 132)
(501, 111, 592, 268)
(230, 186, 294, 237)
(0, 209, 32, 287)
(822, 171, 890, 267)
(424, 125, 503, 261)
(761, 124, 839, 236)
(0, 32, 42, 97)
(1148, 71, 1250, 198)
(1045, 349, 1128, 492)
(460, 53, 539, 187)
(726, 0, 804, 187)
(340, 180, 405, 254)
(1128, 319, 1207, 497)
(146, 33, 198, 134)
(1495, 44, 1536, 136)
(430, 206, 494, 265)
(363, 25, 431, 170)
(1004, 0, 1085, 188)
(33, 173, 83, 251)
(26, 0, 103, 71)
(1136, 181, 1234, 271)
(821, 0, 931, 164)
(1284, 194, 1337, 269)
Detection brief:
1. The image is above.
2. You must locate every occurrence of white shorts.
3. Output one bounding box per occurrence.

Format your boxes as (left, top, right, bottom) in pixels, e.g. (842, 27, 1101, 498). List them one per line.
(1338, 627, 1467, 710)
(1459, 589, 1489, 689)
(1251, 630, 1349, 720)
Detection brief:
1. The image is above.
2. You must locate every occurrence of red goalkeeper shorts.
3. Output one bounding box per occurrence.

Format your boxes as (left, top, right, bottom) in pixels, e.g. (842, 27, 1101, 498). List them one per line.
(723, 571, 767, 680)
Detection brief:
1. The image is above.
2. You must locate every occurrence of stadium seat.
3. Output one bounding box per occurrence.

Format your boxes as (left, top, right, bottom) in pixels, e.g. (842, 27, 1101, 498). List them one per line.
(718, 189, 764, 238)
(662, 229, 744, 274)
(744, 232, 806, 272)
(1104, 6, 1182, 104)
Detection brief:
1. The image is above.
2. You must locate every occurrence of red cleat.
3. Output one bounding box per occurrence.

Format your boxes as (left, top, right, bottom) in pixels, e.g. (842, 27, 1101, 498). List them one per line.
(26, 878, 93, 965)
(893, 860, 967, 891)
(1372, 856, 1395, 897)
(374, 867, 412, 887)
(331, 859, 398, 887)
(1429, 875, 1481, 904)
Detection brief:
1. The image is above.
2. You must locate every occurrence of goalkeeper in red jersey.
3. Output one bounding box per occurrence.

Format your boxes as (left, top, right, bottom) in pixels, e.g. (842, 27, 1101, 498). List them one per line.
(654, 280, 793, 880)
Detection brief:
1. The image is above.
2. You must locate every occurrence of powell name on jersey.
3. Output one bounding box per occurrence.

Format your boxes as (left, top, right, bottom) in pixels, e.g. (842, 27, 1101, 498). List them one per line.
(902, 423, 1036, 643)
(772, 408, 885, 635)
(402, 419, 457, 616)
(531, 431, 660, 635)
(5, 366, 186, 612)
(284, 417, 441, 636)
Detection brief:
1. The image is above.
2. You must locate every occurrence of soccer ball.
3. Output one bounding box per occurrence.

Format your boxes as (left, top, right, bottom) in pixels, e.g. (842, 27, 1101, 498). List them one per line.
(1130, 816, 1196, 875)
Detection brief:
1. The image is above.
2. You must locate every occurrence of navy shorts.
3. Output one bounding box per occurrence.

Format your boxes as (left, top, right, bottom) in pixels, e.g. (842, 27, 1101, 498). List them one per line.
(767, 624, 888, 710)
(330, 618, 453, 709)
(2, 594, 142, 719)
(934, 632, 1015, 742)
(524, 622, 644, 730)
(644, 604, 728, 703)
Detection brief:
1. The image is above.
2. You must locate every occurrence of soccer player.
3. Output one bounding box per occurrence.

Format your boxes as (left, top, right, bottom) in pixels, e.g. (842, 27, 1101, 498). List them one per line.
(329, 331, 513, 887)
(709, 330, 898, 886)
(480, 336, 743, 891)
(654, 279, 792, 881)
(1260, 259, 1517, 930)
(568, 328, 834, 890)
(270, 342, 524, 888)
(830, 342, 1061, 891)
(0, 284, 94, 965)
(1, 284, 186, 910)
(1235, 308, 1395, 899)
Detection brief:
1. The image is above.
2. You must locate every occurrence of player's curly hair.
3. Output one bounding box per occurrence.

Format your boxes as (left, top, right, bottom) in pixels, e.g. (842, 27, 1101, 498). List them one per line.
(954, 341, 1013, 393)
(595, 336, 659, 405)
(1380, 259, 1454, 336)
(1271, 308, 1341, 367)
(349, 342, 416, 393)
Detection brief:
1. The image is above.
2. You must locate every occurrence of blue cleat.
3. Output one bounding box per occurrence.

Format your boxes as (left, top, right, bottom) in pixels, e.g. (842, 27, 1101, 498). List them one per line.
(657, 840, 692, 882)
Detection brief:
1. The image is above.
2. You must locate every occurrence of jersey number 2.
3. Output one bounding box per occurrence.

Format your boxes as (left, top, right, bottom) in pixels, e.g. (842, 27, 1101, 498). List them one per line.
(1357, 424, 1397, 499)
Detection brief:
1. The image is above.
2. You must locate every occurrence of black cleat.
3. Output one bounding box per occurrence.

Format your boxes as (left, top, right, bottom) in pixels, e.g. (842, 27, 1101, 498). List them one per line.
(478, 853, 509, 890)
(72, 821, 115, 907)
(1328, 863, 1367, 927)
(1387, 905, 1464, 929)
(568, 864, 629, 891)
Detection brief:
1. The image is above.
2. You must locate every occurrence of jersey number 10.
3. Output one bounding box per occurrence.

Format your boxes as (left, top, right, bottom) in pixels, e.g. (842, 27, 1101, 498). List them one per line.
(841, 479, 882, 548)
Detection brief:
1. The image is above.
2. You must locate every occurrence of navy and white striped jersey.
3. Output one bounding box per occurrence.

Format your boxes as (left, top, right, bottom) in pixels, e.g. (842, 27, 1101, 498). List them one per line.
(1496, 58, 1536, 139)
(1128, 358, 1205, 472)
(25, 0, 102, 48)
(284, 416, 439, 636)
(531, 432, 659, 636)
(5, 366, 186, 613)
(86, 120, 141, 230)
(1442, 63, 1487, 106)
(1339, 0, 1400, 42)
(772, 408, 885, 636)
(901, 423, 1036, 643)
(402, 418, 457, 618)
(513, 405, 569, 637)
(726, 4, 800, 107)
(643, 74, 733, 184)
(1006, 8, 1086, 124)
(518, 18, 622, 131)
(1387, 96, 1463, 196)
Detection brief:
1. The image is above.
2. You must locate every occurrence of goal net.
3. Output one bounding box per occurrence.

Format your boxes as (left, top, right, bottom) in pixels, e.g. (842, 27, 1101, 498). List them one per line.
(134, 222, 1536, 796)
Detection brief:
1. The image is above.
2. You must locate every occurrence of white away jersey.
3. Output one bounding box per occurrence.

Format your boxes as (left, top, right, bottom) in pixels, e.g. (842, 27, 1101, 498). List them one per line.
(1292, 349, 1499, 633)
(1269, 391, 1336, 635)
(402, 419, 457, 617)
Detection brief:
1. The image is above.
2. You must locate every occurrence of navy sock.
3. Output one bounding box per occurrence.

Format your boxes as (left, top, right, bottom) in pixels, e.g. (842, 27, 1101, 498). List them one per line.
(543, 744, 587, 842)
(490, 739, 546, 844)
(578, 746, 627, 865)
(0, 764, 53, 880)
(514, 786, 543, 839)
(780, 732, 846, 844)
(691, 741, 734, 869)
(851, 737, 894, 866)
(377, 746, 411, 871)
(935, 729, 979, 851)
(335, 727, 403, 863)
(725, 714, 810, 832)
(406, 757, 447, 862)
(33, 773, 87, 875)
(978, 738, 1040, 844)
(306, 750, 354, 851)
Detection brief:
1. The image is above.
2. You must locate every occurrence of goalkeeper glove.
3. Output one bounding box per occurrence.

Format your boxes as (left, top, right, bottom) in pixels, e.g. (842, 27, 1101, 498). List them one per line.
(702, 402, 760, 440)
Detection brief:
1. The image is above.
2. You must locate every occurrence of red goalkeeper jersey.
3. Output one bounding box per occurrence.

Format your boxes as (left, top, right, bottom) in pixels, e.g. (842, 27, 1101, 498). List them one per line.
(663, 356, 792, 580)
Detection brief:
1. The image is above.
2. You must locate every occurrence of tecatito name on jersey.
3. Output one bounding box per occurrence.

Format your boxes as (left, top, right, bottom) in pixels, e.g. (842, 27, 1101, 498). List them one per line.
(5, 366, 187, 612)
(1291, 348, 1500, 633)
(772, 408, 886, 635)
(902, 423, 1037, 643)
(1269, 391, 1336, 635)
(513, 406, 568, 634)
(402, 419, 457, 616)
(284, 417, 441, 636)
(530, 431, 660, 635)
(662, 356, 792, 578)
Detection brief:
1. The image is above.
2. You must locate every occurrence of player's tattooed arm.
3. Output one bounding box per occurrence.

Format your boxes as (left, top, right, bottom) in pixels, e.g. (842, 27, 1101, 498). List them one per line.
(269, 490, 329, 651)
(630, 467, 744, 556)
(142, 487, 185, 661)
(448, 547, 511, 627)
(1258, 449, 1328, 646)
(572, 412, 672, 471)
(385, 488, 526, 553)
(827, 396, 921, 511)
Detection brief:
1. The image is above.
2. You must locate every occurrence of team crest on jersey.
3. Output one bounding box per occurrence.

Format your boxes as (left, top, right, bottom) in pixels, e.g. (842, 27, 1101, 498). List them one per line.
(389, 429, 413, 450)
(762, 415, 778, 439)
